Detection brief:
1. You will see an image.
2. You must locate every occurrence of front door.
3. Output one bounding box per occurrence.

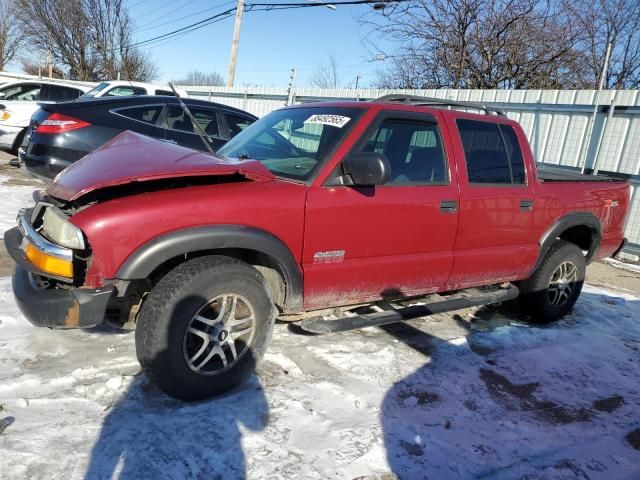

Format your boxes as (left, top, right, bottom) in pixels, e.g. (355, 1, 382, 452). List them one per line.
(303, 111, 460, 310)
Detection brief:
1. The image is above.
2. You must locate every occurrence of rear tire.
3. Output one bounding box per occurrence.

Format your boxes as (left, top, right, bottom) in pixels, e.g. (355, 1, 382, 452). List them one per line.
(518, 240, 585, 323)
(135, 255, 276, 401)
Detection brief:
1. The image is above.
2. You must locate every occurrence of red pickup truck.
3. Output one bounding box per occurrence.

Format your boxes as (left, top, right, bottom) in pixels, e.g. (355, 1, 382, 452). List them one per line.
(4, 95, 630, 401)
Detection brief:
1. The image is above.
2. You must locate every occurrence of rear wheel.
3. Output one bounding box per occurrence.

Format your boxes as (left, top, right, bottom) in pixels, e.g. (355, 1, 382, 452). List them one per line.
(135, 255, 276, 401)
(518, 240, 585, 323)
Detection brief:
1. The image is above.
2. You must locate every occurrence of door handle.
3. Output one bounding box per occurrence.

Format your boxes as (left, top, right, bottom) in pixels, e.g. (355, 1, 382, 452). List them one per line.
(520, 199, 534, 211)
(440, 200, 458, 213)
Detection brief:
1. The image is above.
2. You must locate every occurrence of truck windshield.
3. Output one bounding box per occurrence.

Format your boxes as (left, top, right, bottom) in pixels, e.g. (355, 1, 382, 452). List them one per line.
(217, 106, 362, 181)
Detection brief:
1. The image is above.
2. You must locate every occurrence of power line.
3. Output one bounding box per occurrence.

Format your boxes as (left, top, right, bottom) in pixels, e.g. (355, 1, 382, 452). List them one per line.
(128, 0, 401, 51)
(136, 0, 200, 29)
(137, 0, 237, 33)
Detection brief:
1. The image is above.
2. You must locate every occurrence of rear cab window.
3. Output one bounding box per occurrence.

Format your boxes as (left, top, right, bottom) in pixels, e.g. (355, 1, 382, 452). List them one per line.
(456, 119, 526, 185)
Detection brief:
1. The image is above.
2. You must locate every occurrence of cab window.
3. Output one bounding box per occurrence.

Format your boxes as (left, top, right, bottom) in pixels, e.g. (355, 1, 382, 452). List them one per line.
(362, 118, 447, 185)
(457, 119, 525, 184)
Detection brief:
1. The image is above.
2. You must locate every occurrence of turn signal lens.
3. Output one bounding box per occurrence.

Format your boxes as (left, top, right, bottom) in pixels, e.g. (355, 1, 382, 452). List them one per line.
(25, 243, 73, 278)
(0, 110, 10, 121)
(35, 113, 90, 134)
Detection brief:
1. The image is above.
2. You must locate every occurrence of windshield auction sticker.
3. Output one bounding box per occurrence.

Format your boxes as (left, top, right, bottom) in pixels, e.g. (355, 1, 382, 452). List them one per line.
(304, 114, 351, 128)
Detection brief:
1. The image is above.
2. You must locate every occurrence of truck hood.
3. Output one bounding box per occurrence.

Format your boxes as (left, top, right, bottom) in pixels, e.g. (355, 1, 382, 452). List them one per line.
(46, 130, 275, 202)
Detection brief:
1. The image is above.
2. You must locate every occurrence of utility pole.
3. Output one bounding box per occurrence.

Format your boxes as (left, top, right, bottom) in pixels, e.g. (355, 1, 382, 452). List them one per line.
(285, 67, 296, 106)
(46, 51, 53, 78)
(227, 0, 245, 87)
(581, 41, 612, 174)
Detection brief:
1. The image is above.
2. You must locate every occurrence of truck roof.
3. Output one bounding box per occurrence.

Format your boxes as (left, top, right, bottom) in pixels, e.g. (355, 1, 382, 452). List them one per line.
(287, 97, 513, 123)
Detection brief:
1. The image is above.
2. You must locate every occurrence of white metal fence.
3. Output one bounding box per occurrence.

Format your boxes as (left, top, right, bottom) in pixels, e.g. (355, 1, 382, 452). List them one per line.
(185, 86, 640, 253)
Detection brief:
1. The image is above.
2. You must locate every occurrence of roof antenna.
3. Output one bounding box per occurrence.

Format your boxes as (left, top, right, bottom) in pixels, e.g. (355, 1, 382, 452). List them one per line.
(168, 82, 216, 156)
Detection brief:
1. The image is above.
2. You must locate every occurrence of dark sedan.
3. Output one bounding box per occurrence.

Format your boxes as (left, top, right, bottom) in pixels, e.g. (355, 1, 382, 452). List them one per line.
(20, 96, 257, 180)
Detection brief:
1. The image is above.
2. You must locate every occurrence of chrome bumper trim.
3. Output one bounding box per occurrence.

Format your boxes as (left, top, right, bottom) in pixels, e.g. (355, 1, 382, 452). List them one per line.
(16, 208, 73, 262)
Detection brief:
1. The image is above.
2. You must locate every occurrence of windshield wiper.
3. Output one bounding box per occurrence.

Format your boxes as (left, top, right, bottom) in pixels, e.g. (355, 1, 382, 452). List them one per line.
(168, 82, 217, 157)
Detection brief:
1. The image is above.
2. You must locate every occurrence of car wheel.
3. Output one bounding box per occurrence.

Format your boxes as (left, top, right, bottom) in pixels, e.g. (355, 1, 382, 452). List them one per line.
(518, 240, 586, 323)
(135, 255, 276, 401)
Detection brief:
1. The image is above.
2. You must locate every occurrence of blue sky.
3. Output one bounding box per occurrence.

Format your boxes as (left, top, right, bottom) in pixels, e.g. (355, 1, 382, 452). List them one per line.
(127, 0, 394, 87)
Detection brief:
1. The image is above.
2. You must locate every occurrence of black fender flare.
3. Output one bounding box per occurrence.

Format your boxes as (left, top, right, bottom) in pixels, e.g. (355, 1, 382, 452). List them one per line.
(532, 212, 602, 272)
(115, 225, 303, 311)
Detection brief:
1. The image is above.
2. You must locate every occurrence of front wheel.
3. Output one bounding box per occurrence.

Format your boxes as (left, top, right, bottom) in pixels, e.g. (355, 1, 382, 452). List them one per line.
(518, 240, 586, 323)
(135, 255, 276, 401)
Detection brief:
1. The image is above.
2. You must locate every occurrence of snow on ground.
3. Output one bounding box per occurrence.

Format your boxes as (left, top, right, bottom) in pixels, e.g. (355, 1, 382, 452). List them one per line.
(0, 176, 37, 239)
(0, 277, 639, 480)
(605, 257, 640, 274)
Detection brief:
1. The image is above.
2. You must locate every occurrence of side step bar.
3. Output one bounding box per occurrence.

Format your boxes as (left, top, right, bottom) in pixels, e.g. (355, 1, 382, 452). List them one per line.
(299, 284, 519, 334)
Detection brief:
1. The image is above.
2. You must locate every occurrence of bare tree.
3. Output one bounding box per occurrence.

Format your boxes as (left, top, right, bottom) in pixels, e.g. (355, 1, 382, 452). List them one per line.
(0, 0, 24, 71)
(21, 59, 65, 78)
(566, 0, 640, 89)
(15, 0, 157, 81)
(311, 53, 341, 89)
(364, 0, 586, 89)
(172, 70, 225, 86)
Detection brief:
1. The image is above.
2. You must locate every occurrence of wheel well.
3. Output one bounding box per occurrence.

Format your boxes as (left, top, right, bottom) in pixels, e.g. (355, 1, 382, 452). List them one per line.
(558, 225, 594, 253)
(146, 248, 287, 308)
(11, 128, 26, 153)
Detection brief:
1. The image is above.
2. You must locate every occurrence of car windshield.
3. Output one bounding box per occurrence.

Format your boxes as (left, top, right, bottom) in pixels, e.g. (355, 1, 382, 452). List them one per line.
(217, 106, 362, 181)
(81, 82, 109, 98)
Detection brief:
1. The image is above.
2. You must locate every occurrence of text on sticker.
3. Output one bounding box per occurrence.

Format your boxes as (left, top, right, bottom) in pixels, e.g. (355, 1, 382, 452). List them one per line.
(304, 114, 351, 128)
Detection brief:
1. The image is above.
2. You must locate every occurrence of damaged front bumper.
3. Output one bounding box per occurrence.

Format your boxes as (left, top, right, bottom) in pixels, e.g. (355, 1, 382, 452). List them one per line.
(4, 222, 113, 329)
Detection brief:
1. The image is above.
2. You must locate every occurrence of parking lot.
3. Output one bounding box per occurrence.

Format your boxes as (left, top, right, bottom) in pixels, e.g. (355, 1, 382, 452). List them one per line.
(1, 150, 639, 479)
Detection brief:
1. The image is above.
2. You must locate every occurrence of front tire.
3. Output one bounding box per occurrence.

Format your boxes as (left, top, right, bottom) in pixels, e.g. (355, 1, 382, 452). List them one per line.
(519, 240, 586, 323)
(135, 255, 276, 401)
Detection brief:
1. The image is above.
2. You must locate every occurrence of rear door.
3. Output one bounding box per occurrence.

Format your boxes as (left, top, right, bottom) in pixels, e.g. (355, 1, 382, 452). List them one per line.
(302, 110, 459, 309)
(445, 115, 537, 288)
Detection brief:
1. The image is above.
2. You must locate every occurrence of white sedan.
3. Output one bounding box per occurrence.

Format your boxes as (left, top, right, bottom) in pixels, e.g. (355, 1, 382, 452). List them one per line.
(0, 80, 90, 153)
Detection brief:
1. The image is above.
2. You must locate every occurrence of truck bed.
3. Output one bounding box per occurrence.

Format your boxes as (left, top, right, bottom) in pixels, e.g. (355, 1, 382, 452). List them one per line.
(537, 165, 623, 183)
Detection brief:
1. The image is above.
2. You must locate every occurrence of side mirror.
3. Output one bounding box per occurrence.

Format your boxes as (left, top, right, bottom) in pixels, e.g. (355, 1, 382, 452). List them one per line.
(343, 152, 390, 186)
(0, 92, 5, 100)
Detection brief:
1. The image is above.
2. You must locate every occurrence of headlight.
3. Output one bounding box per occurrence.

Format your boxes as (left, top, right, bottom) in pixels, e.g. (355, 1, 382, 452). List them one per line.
(41, 207, 85, 249)
(0, 110, 10, 121)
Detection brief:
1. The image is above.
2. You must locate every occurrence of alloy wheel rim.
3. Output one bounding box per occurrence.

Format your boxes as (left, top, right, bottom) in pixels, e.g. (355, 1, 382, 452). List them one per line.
(548, 261, 578, 307)
(183, 293, 255, 375)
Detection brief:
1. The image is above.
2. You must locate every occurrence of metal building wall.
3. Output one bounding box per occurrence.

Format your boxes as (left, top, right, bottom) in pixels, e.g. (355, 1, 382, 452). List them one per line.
(185, 86, 640, 252)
